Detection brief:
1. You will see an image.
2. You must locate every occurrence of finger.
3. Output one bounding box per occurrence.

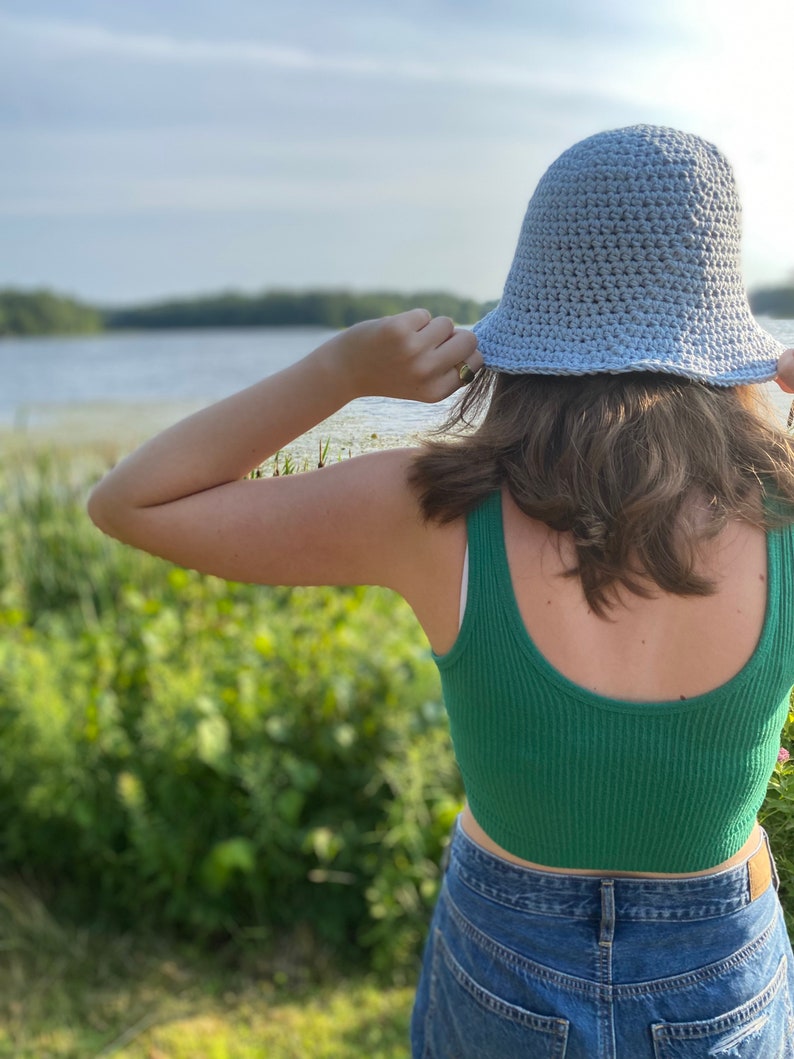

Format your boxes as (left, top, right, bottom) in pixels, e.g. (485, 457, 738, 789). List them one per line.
(400, 307, 432, 332)
(464, 344, 485, 374)
(438, 327, 479, 368)
(419, 331, 483, 402)
(417, 315, 456, 348)
(451, 350, 485, 389)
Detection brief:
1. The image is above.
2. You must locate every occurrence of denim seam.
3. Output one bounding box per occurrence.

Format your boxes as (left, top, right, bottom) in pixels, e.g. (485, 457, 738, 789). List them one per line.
(422, 936, 439, 1059)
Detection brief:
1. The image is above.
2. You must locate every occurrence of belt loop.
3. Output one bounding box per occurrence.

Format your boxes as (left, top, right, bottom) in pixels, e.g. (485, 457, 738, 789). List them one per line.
(599, 880, 615, 946)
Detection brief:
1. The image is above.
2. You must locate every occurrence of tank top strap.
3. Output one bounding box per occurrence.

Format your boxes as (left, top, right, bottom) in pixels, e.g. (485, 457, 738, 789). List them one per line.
(465, 490, 508, 594)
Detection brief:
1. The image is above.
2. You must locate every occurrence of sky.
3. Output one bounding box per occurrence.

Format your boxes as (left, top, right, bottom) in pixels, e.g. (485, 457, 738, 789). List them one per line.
(1, 0, 793, 306)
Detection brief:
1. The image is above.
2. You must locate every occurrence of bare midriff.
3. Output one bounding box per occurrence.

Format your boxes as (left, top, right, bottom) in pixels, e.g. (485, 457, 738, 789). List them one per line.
(460, 804, 763, 879)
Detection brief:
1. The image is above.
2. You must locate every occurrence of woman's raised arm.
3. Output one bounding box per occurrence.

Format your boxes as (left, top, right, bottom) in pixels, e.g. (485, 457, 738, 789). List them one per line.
(86, 310, 480, 592)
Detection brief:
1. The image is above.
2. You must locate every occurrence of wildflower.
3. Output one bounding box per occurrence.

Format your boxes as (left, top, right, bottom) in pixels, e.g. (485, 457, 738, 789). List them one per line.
(777, 747, 791, 764)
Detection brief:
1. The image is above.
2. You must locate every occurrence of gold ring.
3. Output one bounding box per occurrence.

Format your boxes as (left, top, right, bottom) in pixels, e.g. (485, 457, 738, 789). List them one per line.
(458, 362, 476, 384)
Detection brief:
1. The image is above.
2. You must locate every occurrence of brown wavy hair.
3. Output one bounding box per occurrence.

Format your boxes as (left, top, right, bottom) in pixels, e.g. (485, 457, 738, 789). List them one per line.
(409, 371, 794, 616)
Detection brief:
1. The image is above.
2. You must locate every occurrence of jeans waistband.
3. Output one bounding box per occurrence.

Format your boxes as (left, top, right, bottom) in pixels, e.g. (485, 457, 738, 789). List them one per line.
(448, 819, 778, 923)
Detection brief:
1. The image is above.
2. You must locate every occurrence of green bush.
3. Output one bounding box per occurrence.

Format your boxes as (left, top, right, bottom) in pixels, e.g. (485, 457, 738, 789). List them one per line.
(0, 449, 461, 978)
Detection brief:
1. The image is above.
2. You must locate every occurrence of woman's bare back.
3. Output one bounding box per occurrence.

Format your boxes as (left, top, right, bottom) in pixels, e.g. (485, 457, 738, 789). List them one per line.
(499, 489, 769, 704)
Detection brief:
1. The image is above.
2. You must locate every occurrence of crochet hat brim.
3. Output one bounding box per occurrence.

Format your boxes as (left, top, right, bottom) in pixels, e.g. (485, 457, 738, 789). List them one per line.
(472, 305, 783, 387)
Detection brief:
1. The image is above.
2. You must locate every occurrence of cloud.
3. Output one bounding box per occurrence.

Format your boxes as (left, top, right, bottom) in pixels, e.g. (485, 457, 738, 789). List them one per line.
(3, 7, 789, 130)
(0, 11, 673, 107)
(1, 14, 365, 70)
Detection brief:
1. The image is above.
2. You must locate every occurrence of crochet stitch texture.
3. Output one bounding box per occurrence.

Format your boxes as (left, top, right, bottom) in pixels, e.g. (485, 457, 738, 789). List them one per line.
(473, 125, 783, 384)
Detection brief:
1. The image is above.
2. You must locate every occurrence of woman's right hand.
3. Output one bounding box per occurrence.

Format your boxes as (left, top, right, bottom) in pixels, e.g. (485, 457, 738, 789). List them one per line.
(775, 348, 794, 394)
(328, 309, 483, 404)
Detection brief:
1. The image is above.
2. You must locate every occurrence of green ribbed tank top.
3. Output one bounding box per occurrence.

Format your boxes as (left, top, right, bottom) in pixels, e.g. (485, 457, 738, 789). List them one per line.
(433, 492, 794, 872)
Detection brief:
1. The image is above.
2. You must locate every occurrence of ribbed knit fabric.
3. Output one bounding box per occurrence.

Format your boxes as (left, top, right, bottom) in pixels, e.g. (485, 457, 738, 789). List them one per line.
(472, 125, 784, 385)
(433, 493, 794, 872)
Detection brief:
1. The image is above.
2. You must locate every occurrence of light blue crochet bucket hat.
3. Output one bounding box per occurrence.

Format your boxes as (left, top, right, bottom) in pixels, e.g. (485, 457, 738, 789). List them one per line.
(473, 125, 783, 386)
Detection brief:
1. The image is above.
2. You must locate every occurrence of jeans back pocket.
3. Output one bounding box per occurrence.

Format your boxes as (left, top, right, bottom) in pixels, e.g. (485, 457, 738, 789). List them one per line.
(652, 955, 794, 1058)
(422, 927, 570, 1059)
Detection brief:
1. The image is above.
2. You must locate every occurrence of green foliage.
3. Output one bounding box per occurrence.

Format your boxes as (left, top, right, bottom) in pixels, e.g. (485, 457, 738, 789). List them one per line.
(0, 449, 461, 977)
(759, 707, 794, 931)
(0, 288, 102, 336)
(103, 289, 497, 330)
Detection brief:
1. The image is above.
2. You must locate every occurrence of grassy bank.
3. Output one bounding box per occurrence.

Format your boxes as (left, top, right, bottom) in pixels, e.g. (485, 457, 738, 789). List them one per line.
(0, 879, 413, 1057)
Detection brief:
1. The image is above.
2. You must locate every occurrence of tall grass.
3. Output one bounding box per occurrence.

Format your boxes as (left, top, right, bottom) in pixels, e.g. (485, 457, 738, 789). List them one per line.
(0, 875, 414, 1057)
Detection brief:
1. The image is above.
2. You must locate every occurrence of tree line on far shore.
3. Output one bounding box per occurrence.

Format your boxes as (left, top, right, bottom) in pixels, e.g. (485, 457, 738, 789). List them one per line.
(0, 289, 103, 337)
(0, 288, 498, 337)
(749, 286, 794, 319)
(2, 283, 793, 338)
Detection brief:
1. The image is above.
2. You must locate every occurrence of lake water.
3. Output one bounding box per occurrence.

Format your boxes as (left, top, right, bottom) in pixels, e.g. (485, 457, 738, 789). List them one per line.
(0, 326, 456, 453)
(3, 319, 794, 452)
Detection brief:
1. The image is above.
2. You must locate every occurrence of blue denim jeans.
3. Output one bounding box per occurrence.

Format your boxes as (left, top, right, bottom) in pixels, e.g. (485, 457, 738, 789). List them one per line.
(411, 819, 794, 1058)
